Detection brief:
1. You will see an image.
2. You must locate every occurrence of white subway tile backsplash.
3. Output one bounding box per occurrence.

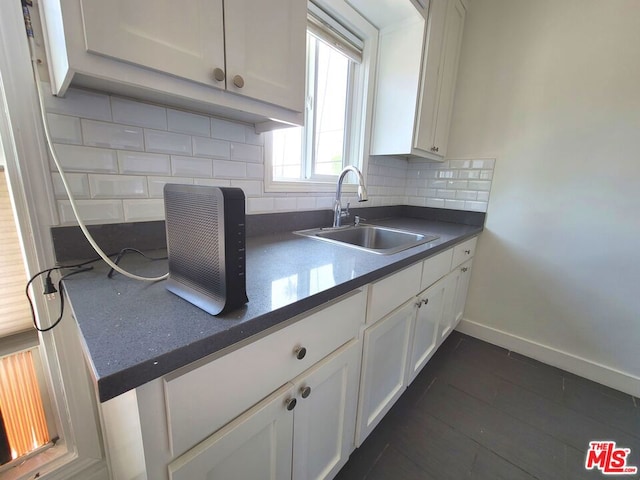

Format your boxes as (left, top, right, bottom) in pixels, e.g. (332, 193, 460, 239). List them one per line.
(449, 160, 471, 169)
(167, 109, 210, 137)
(230, 180, 262, 197)
(274, 197, 297, 211)
(44, 86, 111, 121)
(296, 197, 316, 210)
(89, 174, 148, 198)
(246, 163, 264, 179)
(58, 199, 124, 225)
(467, 180, 492, 191)
(458, 170, 481, 179)
(193, 178, 231, 187)
(111, 97, 167, 130)
(52, 144, 118, 173)
(213, 160, 246, 178)
(244, 126, 264, 146)
(428, 179, 449, 189)
(148, 176, 193, 198)
(444, 199, 466, 210)
(211, 117, 246, 142)
(247, 197, 274, 213)
(48, 114, 82, 145)
(192, 136, 230, 159)
(455, 190, 478, 201)
(171, 155, 213, 177)
(144, 129, 192, 155)
(480, 170, 494, 180)
(123, 199, 165, 222)
(408, 196, 427, 206)
(464, 200, 488, 212)
(83, 120, 144, 150)
(436, 189, 457, 199)
(51, 173, 90, 199)
(118, 151, 171, 175)
(472, 159, 495, 169)
(315, 197, 333, 209)
(426, 198, 445, 208)
(477, 191, 490, 202)
(230, 143, 262, 163)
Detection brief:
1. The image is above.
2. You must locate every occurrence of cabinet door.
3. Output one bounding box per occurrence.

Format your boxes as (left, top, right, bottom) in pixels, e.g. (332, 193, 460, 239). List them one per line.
(356, 301, 414, 445)
(431, 0, 466, 156)
(452, 259, 473, 329)
(292, 340, 361, 480)
(80, 0, 225, 88)
(168, 383, 295, 480)
(413, 0, 447, 154)
(439, 267, 459, 344)
(224, 0, 306, 112)
(407, 278, 446, 385)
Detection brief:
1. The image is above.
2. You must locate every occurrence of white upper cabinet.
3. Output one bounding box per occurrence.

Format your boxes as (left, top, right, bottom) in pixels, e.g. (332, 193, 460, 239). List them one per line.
(80, 0, 225, 89)
(39, 0, 306, 129)
(369, 0, 467, 160)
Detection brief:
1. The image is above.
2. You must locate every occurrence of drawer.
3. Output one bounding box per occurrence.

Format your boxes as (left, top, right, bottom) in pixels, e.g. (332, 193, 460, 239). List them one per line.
(366, 263, 422, 325)
(420, 249, 453, 291)
(164, 289, 366, 457)
(451, 237, 477, 269)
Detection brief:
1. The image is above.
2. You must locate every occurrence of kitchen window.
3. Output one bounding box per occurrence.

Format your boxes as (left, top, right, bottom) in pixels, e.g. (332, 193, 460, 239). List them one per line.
(265, 0, 378, 192)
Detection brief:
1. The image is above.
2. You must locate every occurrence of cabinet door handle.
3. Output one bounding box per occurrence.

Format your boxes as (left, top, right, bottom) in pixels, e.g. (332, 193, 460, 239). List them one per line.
(294, 346, 307, 360)
(422, 298, 429, 305)
(285, 397, 297, 411)
(233, 75, 245, 88)
(465, 249, 471, 254)
(212, 67, 225, 82)
(415, 301, 423, 308)
(431, 146, 439, 152)
(461, 267, 468, 272)
(300, 386, 311, 399)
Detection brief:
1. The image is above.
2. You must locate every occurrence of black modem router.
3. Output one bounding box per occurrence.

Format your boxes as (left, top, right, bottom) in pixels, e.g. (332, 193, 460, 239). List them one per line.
(163, 184, 248, 315)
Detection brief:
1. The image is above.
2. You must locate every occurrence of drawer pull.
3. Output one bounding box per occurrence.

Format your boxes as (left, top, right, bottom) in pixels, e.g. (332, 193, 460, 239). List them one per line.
(465, 249, 471, 254)
(461, 267, 468, 272)
(300, 386, 311, 399)
(294, 346, 307, 360)
(285, 397, 297, 411)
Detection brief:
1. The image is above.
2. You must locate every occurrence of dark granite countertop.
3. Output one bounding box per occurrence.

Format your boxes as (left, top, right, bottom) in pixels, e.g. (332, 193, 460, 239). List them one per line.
(62, 214, 482, 402)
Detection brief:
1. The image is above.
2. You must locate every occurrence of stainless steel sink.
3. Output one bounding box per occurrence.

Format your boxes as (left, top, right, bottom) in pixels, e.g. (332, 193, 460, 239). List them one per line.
(295, 225, 439, 255)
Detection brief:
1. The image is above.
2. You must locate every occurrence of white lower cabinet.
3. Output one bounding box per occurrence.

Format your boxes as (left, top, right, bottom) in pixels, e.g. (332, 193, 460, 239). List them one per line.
(440, 258, 473, 342)
(356, 300, 414, 445)
(169, 339, 360, 480)
(292, 340, 361, 480)
(168, 383, 295, 480)
(407, 277, 447, 385)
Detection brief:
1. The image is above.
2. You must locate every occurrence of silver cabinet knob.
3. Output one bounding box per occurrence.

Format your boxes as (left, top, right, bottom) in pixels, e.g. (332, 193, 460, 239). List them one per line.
(300, 386, 311, 399)
(294, 346, 307, 360)
(422, 298, 429, 305)
(213, 67, 225, 82)
(431, 146, 439, 152)
(465, 249, 471, 254)
(285, 397, 297, 411)
(461, 267, 468, 272)
(233, 75, 245, 88)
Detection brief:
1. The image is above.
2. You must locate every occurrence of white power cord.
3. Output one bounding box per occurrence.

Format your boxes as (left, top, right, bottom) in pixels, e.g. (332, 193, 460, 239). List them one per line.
(26, 36, 168, 282)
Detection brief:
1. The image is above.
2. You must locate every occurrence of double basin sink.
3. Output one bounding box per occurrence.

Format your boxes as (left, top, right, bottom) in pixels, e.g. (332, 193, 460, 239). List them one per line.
(295, 224, 439, 255)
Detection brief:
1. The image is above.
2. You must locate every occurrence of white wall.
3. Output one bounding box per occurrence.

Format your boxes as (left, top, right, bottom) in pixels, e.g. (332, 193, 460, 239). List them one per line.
(449, 0, 640, 392)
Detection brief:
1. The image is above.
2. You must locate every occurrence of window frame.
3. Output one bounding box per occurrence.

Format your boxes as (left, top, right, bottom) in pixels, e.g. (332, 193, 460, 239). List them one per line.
(0, 3, 107, 479)
(264, 0, 379, 194)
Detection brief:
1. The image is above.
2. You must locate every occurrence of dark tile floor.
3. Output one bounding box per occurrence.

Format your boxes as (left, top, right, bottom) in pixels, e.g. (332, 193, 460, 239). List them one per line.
(336, 331, 640, 480)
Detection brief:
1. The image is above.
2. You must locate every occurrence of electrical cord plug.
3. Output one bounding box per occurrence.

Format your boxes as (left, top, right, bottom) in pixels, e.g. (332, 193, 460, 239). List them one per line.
(43, 273, 57, 300)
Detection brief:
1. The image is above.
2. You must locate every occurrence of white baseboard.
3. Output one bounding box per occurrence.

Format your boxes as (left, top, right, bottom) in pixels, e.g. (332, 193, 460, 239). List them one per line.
(456, 319, 640, 398)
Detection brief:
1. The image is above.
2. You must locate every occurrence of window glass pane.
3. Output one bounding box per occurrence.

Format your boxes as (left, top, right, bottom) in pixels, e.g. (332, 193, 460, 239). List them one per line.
(314, 39, 349, 176)
(272, 126, 303, 180)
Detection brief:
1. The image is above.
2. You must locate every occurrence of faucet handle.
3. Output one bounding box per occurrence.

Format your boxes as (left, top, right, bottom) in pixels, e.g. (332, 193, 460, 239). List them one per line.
(340, 202, 350, 218)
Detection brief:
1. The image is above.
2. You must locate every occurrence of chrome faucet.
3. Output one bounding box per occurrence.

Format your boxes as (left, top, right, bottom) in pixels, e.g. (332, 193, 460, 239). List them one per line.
(333, 166, 368, 227)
